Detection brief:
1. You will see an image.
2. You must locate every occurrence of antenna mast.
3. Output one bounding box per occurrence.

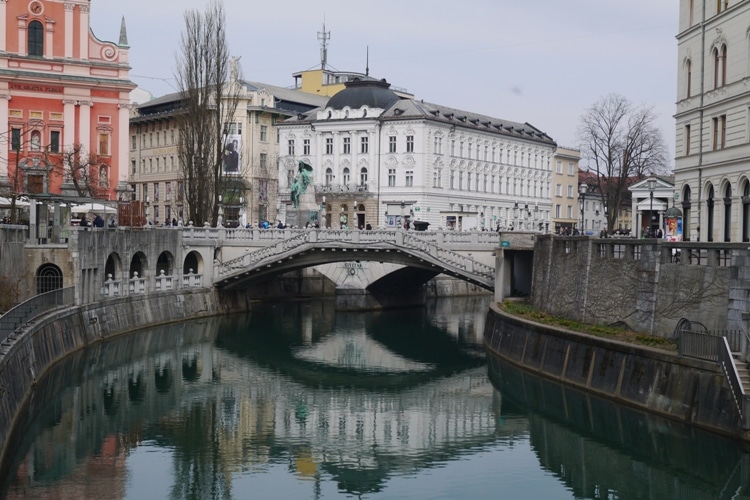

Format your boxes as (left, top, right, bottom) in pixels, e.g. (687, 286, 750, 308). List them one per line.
(318, 20, 330, 71)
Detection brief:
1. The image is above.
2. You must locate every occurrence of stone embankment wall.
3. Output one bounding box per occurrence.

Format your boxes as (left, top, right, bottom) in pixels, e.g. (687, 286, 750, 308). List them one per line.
(530, 236, 740, 336)
(0, 288, 244, 475)
(484, 304, 745, 439)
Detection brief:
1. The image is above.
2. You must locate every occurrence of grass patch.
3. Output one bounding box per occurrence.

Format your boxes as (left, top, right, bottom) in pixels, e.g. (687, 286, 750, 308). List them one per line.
(499, 300, 677, 351)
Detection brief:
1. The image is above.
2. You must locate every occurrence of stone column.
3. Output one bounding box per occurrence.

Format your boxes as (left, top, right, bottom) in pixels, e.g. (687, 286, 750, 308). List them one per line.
(0, 92, 9, 188)
(0, 0, 7, 53)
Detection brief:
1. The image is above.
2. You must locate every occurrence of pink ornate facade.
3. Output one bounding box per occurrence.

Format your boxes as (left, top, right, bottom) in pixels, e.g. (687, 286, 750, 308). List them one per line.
(0, 0, 134, 199)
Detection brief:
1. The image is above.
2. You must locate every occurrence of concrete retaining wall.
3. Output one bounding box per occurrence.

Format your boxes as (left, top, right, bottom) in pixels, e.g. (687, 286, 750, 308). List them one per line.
(0, 288, 239, 474)
(484, 304, 746, 439)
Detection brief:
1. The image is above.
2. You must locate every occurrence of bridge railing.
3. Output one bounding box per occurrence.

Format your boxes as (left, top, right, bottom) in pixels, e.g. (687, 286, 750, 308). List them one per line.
(215, 229, 496, 283)
(0, 286, 75, 344)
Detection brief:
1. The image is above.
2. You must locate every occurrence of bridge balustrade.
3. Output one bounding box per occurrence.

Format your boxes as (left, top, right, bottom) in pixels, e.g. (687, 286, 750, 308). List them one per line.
(154, 270, 174, 291)
(129, 273, 146, 294)
(183, 269, 203, 288)
(101, 275, 121, 298)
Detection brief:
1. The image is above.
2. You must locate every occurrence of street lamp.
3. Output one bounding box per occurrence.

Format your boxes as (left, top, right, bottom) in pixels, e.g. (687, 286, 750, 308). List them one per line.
(145, 195, 150, 227)
(400, 200, 405, 229)
(647, 176, 657, 237)
(217, 194, 223, 227)
(579, 183, 587, 233)
(513, 201, 519, 230)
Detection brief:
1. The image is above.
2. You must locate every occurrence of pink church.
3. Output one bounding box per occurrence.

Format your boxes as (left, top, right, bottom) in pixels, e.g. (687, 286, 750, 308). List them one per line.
(0, 0, 134, 200)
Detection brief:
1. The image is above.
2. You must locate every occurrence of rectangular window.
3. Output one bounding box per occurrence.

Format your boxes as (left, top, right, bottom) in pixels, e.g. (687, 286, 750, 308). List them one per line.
(166, 181, 172, 201)
(49, 131, 60, 153)
(11, 128, 21, 151)
(555, 204, 561, 218)
(568, 163, 574, 176)
(361, 136, 369, 154)
(260, 153, 267, 170)
(567, 185, 574, 198)
(260, 125, 267, 142)
(685, 124, 691, 155)
(388, 168, 396, 187)
(556, 183, 562, 197)
(99, 133, 110, 156)
(406, 135, 414, 153)
(131, 160, 136, 174)
(389, 136, 397, 153)
(153, 182, 160, 202)
(567, 205, 573, 219)
(131, 135, 137, 150)
(343, 137, 351, 154)
(288, 139, 295, 155)
(405, 170, 413, 187)
(177, 181, 184, 201)
(303, 138, 310, 155)
(325, 137, 333, 155)
(713, 115, 726, 150)
(556, 161, 563, 174)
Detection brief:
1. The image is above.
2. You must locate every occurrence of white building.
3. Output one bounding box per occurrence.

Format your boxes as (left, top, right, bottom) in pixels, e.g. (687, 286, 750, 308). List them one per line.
(277, 79, 557, 231)
(674, 0, 750, 242)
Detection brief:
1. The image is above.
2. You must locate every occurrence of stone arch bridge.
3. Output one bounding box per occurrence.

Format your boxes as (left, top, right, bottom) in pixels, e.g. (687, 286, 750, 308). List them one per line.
(6, 226, 536, 310)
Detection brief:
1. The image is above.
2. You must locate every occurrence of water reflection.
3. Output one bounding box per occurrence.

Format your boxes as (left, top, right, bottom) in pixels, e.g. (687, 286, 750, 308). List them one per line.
(487, 354, 750, 499)
(5, 296, 748, 499)
(1, 297, 495, 499)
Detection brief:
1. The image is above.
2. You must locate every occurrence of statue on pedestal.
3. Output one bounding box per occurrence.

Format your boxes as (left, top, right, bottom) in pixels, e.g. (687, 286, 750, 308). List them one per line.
(291, 160, 315, 210)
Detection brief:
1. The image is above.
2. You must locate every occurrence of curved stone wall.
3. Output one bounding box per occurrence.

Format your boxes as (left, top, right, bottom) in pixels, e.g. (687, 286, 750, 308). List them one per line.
(484, 303, 746, 440)
(0, 288, 240, 477)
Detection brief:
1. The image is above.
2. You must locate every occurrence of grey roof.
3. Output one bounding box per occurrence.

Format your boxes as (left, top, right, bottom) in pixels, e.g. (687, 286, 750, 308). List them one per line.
(241, 80, 328, 108)
(325, 79, 400, 111)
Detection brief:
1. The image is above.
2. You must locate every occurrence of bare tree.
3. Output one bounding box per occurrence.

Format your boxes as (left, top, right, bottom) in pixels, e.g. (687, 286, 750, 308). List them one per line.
(57, 144, 109, 198)
(174, 0, 240, 226)
(577, 94, 668, 232)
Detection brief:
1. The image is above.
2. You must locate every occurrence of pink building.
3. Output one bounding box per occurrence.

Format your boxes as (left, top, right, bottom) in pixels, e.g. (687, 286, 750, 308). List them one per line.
(0, 0, 134, 200)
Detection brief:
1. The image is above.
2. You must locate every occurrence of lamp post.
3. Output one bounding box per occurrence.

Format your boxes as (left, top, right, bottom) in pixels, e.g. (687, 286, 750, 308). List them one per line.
(513, 201, 519, 230)
(647, 176, 657, 237)
(400, 200, 405, 229)
(145, 195, 150, 227)
(217, 194, 223, 227)
(579, 183, 587, 233)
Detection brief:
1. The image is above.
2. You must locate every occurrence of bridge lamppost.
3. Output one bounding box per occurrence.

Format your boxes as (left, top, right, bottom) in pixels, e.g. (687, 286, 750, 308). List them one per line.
(400, 200, 405, 229)
(647, 175, 657, 237)
(513, 201, 518, 230)
(579, 183, 587, 233)
(216, 195, 223, 227)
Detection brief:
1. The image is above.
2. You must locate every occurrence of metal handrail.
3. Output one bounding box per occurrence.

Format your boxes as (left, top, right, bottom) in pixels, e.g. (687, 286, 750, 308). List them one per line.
(0, 286, 75, 344)
(718, 338, 747, 428)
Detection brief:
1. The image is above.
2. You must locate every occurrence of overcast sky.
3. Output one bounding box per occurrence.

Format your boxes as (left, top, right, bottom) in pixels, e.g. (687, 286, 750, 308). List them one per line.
(91, 0, 678, 168)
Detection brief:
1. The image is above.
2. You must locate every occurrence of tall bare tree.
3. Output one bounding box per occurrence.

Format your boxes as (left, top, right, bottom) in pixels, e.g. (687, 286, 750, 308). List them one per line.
(577, 94, 667, 232)
(174, 0, 240, 226)
(57, 144, 109, 198)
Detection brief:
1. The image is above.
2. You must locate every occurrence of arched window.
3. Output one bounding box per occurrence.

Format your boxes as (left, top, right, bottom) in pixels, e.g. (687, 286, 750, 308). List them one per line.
(28, 21, 43, 57)
(714, 44, 727, 88)
(343, 167, 350, 185)
(359, 167, 368, 186)
(36, 264, 62, 294)
(325, 167, 333, 186)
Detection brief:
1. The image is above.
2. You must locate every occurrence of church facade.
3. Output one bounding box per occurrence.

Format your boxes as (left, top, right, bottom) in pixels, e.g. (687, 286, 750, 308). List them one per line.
(0, 0, 134, 201)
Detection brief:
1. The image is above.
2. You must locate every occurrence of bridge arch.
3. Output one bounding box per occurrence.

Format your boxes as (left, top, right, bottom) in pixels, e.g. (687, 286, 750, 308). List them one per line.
(35, 263, 63, 294)
(183, 250, 204, 275)
(157, 251, 175, 276)
(105, 252, 123, 282)
(129, 252, 148, 280)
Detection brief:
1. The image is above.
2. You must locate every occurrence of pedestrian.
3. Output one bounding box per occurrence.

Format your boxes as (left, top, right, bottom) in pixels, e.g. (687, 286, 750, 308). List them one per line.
(365, 222, 372, 230)
(656, 227, 663, 238)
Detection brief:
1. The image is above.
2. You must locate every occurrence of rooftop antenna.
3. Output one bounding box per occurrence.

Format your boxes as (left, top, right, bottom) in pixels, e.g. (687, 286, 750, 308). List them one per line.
(365, 46, 369, 77)
(318, 19, 330, 71)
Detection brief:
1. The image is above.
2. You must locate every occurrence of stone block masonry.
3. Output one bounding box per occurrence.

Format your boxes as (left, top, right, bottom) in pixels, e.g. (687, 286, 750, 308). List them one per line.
(0, 288, 243, 479)
(484, 304, 746, 439)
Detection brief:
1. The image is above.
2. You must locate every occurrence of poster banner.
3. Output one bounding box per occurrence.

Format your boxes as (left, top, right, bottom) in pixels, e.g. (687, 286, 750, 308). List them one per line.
(223, 134, 241, 173)
(665, 217, 682, 241)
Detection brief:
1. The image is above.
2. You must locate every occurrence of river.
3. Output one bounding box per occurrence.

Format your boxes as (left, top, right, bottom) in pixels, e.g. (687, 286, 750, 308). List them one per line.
(1, 296, 748, 499)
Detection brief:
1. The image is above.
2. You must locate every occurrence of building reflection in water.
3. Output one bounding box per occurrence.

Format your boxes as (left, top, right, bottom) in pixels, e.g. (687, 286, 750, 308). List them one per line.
(6, 295, 747, 499)
(2, 297, 497, 498)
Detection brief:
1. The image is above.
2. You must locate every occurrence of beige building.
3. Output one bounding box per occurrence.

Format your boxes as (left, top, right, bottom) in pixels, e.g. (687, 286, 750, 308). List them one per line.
(551, 147, 580, 234)
(129, 83, 326, 226)
(674, 0, 750, 242)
